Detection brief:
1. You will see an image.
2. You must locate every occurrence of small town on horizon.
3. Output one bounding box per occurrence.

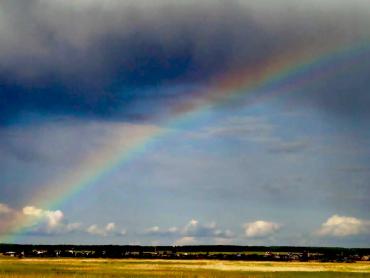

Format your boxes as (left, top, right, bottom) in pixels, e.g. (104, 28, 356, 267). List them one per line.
(1, 244, 370, 263)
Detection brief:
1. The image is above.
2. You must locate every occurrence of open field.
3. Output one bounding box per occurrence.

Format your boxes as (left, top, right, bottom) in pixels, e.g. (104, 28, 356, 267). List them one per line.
(0, 258, 370, 278)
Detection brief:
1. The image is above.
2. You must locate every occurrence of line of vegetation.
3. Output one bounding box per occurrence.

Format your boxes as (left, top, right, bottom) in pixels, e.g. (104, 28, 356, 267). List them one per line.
(1, 244, 369, 262)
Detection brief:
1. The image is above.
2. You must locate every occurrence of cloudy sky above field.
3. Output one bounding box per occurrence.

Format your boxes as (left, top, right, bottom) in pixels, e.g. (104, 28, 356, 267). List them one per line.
(0, 0, 370, 247)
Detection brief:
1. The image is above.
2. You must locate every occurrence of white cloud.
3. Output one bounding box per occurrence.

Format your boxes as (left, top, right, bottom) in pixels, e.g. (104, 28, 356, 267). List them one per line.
(182, 219, 233, 238)
(316, 215, 370, 237)
(65, 222, 82, 232)
(0, 203, 127, 237)
(144, 219, 234, 244)
(20, 205, 83, 235)
(244, 220, 281, 238)
(146, 226, 160, 234)
(105, 222, 116, 232)
(23, 206, 64, 231)
(87, 224, 105, 236)
(86, 222, 125, 237)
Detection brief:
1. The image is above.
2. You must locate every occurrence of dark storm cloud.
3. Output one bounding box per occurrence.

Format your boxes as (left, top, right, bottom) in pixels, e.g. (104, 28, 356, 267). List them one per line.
(0, 0, 369, 123)
(280, 56, 370, 122)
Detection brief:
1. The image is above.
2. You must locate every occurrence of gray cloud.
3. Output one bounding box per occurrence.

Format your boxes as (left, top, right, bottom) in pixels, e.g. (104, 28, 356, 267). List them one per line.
(339, 166, 370, 173)
(268, 140, 310, 154)
(0, 0, 280, 83)
(190, 115, 310, 154)
(0, 0, 369, 122)
(192, 116, 275, 143)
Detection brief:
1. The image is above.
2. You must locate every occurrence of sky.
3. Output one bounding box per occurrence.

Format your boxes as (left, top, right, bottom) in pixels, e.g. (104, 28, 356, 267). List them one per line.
(0, 0, 370, 247)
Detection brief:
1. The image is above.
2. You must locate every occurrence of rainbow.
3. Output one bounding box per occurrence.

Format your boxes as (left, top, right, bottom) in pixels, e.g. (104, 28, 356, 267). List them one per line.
(1, 40, 369, 243)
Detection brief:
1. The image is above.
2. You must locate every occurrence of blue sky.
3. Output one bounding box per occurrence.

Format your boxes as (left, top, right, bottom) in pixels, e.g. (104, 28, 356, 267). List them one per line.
(0, 0, 370, 247)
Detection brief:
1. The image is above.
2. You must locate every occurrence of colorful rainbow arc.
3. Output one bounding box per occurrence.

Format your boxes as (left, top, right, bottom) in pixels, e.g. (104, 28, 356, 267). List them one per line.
(1, 40, 369, 243)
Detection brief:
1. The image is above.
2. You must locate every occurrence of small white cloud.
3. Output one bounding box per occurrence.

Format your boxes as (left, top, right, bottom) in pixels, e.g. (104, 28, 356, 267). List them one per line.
(182, 219, 232, 238)
(105, 222, 116, 232)
(316, 215, 370, 237)
(182, 219, 200, 234)
(244, 220, 281, 238)
(87, 224, 106, 236)
(188, 219, 199, 226)
(21, 205, 83, 235)
(0, 203, 125, 237)
(146, 226, 160, 234)
(23, 206, 64, 231)
(144, 219, 234, 243)
(86, 222, 125, 237)
(66, 222, 82, 232)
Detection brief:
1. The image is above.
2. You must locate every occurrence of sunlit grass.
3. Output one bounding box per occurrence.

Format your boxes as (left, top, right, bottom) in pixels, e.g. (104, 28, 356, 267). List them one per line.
(0, 257, 369, 277)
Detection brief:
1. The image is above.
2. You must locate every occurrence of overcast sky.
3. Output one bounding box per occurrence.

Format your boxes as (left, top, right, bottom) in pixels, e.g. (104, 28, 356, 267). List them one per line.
(0, 0, 370, 247)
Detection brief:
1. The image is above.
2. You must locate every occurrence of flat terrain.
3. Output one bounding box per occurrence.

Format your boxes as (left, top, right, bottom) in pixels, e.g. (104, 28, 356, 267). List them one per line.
(0, 258, 370, 277)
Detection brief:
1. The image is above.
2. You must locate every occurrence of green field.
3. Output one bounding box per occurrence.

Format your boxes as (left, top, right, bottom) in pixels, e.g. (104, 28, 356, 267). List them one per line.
(0, 258, 369, 277)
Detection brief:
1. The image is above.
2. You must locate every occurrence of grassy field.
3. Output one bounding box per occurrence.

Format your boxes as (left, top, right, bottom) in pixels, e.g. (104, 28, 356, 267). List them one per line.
(0, 258, 369, 277)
